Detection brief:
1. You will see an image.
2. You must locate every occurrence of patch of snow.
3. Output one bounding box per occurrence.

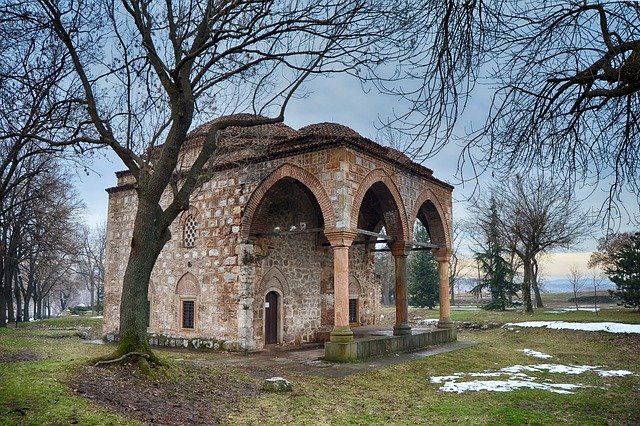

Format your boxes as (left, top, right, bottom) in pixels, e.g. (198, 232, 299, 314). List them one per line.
(501, 364, 599, 375)
(469, 372, 504, 378)
(520, 349, 552, 359)
(598, 370, 634, 377)
(91, 316, 103, 319)
(430, 363, 635, 394)
(505, 321, 640, 334)
(430, 374, 463, 384)
(439, 379, 580, 395)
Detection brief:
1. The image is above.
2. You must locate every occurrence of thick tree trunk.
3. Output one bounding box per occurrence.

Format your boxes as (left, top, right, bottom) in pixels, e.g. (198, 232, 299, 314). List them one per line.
(532, 258, 544, 308)
(522, 259, 534, 313)
(90, 279, 95, 315)
(114, 198, 168, 364)
(22, 293, 30, 322)
(532, 280, 544, 308)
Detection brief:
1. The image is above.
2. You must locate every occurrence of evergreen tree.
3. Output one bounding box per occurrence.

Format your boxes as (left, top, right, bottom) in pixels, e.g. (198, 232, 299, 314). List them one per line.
(471, 198, 519, 310)
(607, 233, 640, 310)
(408, 223, 439, 308)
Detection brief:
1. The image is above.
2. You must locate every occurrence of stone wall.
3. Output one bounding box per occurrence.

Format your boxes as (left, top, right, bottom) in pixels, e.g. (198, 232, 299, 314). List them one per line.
(103, 134, 452, 350)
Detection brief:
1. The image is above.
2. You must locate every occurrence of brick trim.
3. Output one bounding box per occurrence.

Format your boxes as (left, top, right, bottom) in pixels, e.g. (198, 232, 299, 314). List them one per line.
(350, 168, 410, 241)
(241, 163, 337, 240)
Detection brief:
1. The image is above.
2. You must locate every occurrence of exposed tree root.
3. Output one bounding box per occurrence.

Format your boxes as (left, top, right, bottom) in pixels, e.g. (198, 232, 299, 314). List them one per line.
(94, 351, 150, 367)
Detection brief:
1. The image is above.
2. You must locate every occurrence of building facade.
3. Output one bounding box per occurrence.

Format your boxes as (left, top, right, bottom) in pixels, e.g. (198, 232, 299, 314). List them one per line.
(103, 117, 454, 351)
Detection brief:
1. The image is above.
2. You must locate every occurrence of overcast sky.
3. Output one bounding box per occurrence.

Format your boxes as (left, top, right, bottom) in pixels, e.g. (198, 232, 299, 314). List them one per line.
(71, 73, 637, 279)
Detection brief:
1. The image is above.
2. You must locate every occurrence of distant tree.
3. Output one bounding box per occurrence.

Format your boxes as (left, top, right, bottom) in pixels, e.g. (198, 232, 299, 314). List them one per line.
(589, 233, 634, 271)
(606, 233, 640, 310)
(75, 223, 107, 314)
(590, 271, 606, 316)
(448, 221, 463, 304)
(408, 223, 439, 308)
(469, 175, 589, 313)
(470, 198, 518, 310)
(374, 251, 395, 306)
(568, 265, 586, 311)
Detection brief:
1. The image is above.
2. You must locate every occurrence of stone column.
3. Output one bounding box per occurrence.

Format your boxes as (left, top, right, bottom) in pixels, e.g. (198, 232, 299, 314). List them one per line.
(435, 249, 454, 329)
(325, 230, 357, 343)
(391, 242, 412, 335)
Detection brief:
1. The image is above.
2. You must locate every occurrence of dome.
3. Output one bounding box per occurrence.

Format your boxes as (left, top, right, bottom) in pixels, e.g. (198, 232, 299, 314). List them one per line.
(298, 122, 361, 138)
(185, 114, 298, 147)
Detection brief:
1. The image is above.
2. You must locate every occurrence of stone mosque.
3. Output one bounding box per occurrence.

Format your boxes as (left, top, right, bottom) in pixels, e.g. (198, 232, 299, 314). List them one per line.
(103, 115, 455, 361)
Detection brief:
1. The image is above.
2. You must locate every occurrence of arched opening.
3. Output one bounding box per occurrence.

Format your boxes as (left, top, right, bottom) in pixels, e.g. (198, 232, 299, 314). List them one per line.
(413, 195, 450, 250)
(413, 194, 453, 329)
(248, 178, 328, 345)
(249, 177, 325, 237)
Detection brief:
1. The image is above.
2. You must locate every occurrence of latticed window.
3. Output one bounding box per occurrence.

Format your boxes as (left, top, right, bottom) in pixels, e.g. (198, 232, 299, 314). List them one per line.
(349, 298, 358, 323)
(184, 214, 197, 247)
(182, 300, 195, 329)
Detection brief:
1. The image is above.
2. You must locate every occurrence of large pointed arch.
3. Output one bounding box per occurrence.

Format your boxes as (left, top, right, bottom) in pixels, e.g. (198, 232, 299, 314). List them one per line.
(411, 188, 451, 250)
(241, 163, 336, 240)
(350, 168, 410, 241)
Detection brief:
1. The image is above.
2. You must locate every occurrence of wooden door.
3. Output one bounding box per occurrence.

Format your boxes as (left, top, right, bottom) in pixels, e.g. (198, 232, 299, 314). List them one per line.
(265, 291, 278, 344)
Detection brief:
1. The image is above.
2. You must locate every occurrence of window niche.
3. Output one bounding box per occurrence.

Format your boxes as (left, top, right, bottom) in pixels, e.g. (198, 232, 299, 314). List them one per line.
(183, 214, 198, 248)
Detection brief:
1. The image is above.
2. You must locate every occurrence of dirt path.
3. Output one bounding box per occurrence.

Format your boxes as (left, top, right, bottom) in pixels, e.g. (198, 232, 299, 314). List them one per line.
(71, 341, 475, 425)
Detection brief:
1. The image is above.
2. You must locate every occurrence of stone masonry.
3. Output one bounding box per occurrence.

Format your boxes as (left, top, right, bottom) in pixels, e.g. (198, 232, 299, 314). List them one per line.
(103, 116, 454, 351)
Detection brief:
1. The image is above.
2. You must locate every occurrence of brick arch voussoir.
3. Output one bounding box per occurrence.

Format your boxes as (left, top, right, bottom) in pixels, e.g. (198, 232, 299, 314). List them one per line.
(179, 205, 200, 226)
(350, 168, 410, 241)
(411, 188, 451, 250)
(241, 163, 336, 240)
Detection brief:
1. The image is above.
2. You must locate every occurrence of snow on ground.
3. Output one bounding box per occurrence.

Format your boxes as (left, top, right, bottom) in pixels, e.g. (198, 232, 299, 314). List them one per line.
(548, 307, 600, 313)
(504, 321, 640, 334)
(519, 349, 552, 359)
(430, 362, 635, 394)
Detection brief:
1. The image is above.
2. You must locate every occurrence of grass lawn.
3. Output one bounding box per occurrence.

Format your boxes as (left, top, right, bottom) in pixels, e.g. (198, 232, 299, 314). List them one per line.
(1, 309, 639, 425)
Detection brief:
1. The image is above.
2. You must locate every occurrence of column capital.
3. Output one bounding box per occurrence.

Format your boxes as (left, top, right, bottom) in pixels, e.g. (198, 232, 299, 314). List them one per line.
(433, 248, 453, 262)
(389, 241, 412, 257)
(324, 229, 358, 248)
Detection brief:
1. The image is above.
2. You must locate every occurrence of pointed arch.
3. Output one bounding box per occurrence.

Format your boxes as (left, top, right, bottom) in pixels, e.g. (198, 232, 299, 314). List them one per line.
(175, 272, 200, 296)
(241, 163, 336, 240)
(350, 168, 410, 241)
(256, 266, 290, 296)
(411, 188, 451, 250)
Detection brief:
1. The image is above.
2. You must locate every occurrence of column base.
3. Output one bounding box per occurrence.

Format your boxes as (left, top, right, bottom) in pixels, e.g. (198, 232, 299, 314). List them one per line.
(393, 323, 412, 336)
(437, 319, 454, 329)
(330, 326, 354, 343)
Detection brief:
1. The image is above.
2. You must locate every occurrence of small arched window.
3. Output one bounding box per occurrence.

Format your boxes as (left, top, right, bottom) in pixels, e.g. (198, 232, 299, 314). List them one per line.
(184, 214, 198, 247)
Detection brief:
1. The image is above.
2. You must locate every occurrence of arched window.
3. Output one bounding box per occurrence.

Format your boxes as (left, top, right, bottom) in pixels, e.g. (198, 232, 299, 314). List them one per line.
(184, 214, 198, 247)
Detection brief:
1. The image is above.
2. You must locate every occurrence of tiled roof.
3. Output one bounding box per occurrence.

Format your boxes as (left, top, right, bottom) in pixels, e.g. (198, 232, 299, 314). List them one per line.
(298, 122, 361, 138)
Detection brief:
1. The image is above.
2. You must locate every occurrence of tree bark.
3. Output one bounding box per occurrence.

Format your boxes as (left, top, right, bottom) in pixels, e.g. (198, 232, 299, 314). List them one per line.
(532, 258, 544, 308)
(115, 197, 168, 362)
(522, 258, 534, 313)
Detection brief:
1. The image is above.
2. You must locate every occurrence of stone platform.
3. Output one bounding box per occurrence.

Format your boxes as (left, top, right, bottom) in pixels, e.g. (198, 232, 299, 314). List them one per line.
(324, 327, 457, 362)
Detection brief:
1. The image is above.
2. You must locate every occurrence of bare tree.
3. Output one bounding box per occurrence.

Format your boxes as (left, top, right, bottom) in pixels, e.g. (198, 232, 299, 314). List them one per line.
(0, 0, 436, 364)
(76, 223, 107, 314)
(590, 271, 606, 316)
(568, 265, 586, 311)
(470, 175, 589, 313)
(448, 221, 463, 304)
(387, 2, 640, 222)
(589, 233, 634, 271)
